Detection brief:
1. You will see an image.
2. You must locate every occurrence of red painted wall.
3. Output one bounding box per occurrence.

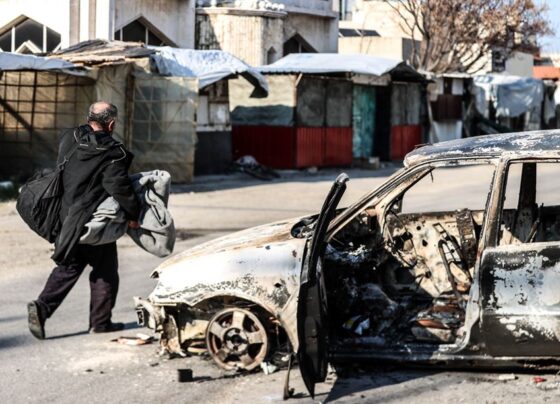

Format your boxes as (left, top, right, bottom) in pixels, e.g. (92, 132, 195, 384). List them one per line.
(232, 126, 353, 169)
(390, 125, 422, 160)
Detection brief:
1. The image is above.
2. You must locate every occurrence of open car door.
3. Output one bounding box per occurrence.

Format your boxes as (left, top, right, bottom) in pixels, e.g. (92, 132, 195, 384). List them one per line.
(297, 173, 349, 398)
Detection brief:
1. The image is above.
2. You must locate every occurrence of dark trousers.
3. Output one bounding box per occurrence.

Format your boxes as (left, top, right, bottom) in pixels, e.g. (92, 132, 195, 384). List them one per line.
(37, 242, 119, 329)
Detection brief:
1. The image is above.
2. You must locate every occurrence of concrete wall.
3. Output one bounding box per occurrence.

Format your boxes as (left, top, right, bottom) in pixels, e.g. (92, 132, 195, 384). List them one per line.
(196, 0, 337, 17)
(339, 36, 417, 60)
(0, 0, 195, 50)
(469, 49, 535, 77)
(196, 5, 337, 66)
(196, 9, 284, 66)
(283, 12, 338, 53)
(344, 0, 419, 40)
(282, 0, 338, 19)
(113, 0, 195, 48)
(505, 52, 534, 77)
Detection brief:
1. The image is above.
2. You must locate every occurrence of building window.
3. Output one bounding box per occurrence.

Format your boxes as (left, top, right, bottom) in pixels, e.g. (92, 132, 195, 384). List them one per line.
(114, 18, 170, 46)
(283, 34, 316, 56)
(0, 16, 61, 53)
(266, 47, 277, 64)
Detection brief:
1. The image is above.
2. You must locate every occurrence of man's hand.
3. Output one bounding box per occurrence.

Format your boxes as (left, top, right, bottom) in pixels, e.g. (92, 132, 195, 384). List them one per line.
(128, 220, 141, 229)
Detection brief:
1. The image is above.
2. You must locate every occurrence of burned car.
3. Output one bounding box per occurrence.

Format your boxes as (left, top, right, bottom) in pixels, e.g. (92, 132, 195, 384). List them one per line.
(136, 130, 560, 396)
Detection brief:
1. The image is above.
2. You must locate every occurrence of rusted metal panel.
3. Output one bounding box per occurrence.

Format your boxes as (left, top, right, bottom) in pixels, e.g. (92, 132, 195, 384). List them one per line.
(295, 127, 323, 168)
(480, 244, 560, 356)
(391, 124, 422, 160)
(232, 125, 296, 168)
(233, 125, 352, 169)
(405, 130, 560, 167)
(325, 127, 353, 166)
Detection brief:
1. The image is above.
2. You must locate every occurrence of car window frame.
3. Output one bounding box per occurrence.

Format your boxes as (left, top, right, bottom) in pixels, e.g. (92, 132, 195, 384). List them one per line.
(327, 157, 499, 242)
(490, 157, 560, 250)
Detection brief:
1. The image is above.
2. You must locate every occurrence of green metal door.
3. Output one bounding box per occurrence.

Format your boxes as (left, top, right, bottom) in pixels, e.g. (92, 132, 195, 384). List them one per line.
(352, 85, 376, 159)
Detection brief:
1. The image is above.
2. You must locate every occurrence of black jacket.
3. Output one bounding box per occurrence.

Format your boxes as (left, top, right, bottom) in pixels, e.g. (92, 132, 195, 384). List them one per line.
(52, 125, 141, 263)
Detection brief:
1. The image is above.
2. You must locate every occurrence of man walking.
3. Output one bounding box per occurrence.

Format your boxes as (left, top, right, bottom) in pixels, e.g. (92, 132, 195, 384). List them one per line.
(27, 101, 141, 339)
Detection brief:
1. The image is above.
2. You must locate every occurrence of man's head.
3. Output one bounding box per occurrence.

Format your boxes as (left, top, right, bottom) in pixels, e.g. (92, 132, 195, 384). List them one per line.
(87, 101, 118, 134)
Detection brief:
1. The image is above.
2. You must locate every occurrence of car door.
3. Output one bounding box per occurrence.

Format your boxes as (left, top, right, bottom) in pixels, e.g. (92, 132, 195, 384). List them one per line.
(479, 160, 560, 356)
(298, 173, 349, 398)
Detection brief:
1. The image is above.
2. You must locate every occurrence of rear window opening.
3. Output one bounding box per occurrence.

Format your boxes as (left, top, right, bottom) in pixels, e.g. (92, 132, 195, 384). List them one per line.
(323, 163, 495, 349)
(500, 161, 560, 246)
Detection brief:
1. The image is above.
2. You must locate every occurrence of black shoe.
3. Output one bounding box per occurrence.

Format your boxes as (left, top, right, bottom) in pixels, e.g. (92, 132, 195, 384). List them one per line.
(89, 322, 125, 334)
(27, 301, 45, 340)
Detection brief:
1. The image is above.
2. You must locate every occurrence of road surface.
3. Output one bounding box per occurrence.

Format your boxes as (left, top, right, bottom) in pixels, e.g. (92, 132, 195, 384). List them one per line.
(1, 168, 559, 403)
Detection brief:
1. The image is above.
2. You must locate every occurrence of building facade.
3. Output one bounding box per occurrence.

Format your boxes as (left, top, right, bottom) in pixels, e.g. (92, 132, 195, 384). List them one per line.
(338, 0, 535, 77)
(0, 0, 195, 53)
(195, 0, 339, 66)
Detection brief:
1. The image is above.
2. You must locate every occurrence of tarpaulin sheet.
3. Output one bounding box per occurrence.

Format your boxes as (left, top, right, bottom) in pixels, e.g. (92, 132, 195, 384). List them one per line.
(259, 53, 415, 77)
(473, 74, 544, 118)
(150, 47, 268, 94)
(230, 75, 296, 126)
(0, 52, 76, 72)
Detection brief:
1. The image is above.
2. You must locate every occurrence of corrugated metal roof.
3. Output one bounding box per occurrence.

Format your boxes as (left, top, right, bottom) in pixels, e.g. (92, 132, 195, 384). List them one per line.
(151, 47, 268, 94)
(259, 53, 421, 78)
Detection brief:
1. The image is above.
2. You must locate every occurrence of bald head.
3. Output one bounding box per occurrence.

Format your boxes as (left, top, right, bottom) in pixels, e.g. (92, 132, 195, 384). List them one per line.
(87, 101, 118, 133)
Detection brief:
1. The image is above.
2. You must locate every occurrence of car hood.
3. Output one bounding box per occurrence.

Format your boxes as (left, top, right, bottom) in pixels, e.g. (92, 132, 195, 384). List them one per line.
(149, 218, 309, 309)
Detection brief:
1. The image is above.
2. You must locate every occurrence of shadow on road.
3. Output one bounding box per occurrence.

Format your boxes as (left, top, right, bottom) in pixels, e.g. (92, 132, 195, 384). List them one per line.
(0, 335, 28, 350)
(0, 315, 25, 323)
(47, 321, 140, 340)
(323, 365, 440, 403)
(47, 330, 89, 340)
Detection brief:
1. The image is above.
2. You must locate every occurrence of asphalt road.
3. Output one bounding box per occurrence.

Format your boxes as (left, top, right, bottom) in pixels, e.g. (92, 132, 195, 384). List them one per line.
(1, 168, 559, 403)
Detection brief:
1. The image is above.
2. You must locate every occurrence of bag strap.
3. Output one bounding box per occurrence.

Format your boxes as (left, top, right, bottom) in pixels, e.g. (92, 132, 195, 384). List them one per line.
(57, 129, 81, 170)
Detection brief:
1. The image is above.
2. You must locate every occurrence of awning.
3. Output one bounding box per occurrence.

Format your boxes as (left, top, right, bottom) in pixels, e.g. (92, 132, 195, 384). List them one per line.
(259, 53, 422, 79)
(151, 47, 269, 94)
(473, 74, 544, 118)
(0, 52, 76, 71)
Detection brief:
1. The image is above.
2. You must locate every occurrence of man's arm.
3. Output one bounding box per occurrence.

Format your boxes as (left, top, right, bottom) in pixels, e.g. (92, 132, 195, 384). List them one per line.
(101, 160, 141, 221)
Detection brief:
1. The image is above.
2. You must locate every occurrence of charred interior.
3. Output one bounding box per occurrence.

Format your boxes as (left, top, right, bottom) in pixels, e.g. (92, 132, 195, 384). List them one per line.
(323, 164, 492, 349)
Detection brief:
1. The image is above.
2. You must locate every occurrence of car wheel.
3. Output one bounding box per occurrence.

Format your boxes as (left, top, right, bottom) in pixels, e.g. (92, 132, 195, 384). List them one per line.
(205, 307, 269, 371)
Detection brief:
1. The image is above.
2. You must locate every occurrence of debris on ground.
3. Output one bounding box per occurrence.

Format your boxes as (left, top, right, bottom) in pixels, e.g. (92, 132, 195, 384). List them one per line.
(260, 361, 279, 375)
(342, 315, 371, 336)
(533, 376, 547, 384)
(187, 344, 207, 355)
(466, 374, 519, 384)
(177, 368, 193, 382)
(112, 333, 154, 346)
(232, 155, 280, 181)
(498, 373, 517, 381)
(535, 381, 560, 391)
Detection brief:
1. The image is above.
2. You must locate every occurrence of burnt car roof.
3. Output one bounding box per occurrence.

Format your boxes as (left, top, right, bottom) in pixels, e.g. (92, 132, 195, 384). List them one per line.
(405, 130, 560, 167)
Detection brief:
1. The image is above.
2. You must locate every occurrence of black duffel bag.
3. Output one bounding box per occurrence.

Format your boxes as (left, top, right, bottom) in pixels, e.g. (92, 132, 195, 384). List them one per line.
(16, 138, 78, 243)
(16, 168, 65, 243)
